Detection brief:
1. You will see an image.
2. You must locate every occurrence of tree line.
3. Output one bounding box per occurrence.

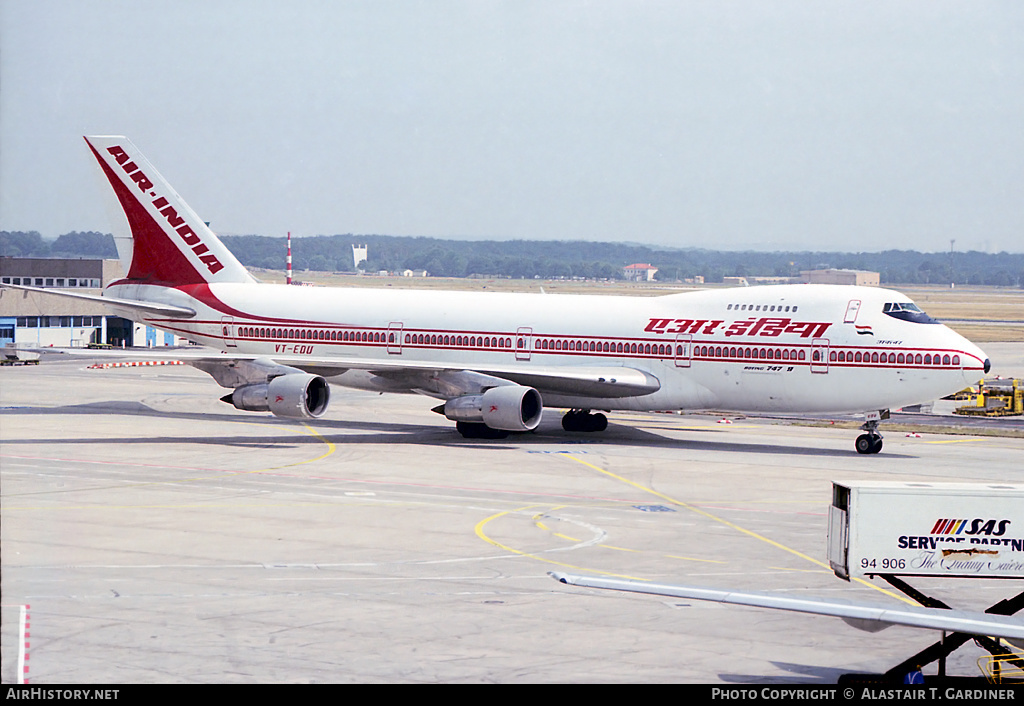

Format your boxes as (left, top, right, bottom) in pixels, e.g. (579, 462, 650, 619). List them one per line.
(3, 230, 1023, 287)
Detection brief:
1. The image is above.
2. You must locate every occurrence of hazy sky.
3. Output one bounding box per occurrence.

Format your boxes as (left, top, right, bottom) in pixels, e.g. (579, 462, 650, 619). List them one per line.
(1, 0, 1021, 252)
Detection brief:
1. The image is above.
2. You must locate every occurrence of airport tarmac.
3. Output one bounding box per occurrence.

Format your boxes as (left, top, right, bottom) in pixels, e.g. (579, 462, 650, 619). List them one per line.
(2, 350, 1022, 683)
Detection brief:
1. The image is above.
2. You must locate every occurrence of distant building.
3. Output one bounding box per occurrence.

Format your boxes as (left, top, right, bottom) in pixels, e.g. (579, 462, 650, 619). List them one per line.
(722, 276, 749, 287)
(800, 269, 879, 286)
(352, 244, 368, 270)
(623, 263, 658, 282)
(0, 257, 120, 289)
(748, 276, 796, 285)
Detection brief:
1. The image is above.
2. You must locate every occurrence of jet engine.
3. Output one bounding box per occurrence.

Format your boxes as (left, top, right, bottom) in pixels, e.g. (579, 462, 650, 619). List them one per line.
(441, 385, 543, 432)
(222, 373, 331, 419)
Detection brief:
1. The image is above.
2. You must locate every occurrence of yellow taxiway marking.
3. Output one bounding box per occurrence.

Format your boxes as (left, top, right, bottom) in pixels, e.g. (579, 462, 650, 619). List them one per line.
(770, 566, 833, 573)
(664, 555, 727, 565)
(924, 438, 985, 444)
(280, 423, 337, 466)
(474, 505, 649, 580)
(558, 453, 918, 605)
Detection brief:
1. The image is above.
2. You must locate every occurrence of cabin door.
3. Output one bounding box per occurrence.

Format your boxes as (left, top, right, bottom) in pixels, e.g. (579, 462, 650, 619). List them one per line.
(674, 333, 692, 368)
(516, 327, 533, 361)
(221, 316, 236, 348)
(811, 337, 829, 374)
(388, 322, 403, 355)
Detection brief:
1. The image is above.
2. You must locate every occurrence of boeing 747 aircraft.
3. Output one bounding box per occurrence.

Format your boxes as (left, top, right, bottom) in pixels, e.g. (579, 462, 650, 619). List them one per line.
(1, 136, 991, 453)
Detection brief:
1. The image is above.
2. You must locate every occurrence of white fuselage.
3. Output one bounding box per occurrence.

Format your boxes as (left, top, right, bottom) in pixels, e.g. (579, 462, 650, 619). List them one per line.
(110, 281, 987, 415)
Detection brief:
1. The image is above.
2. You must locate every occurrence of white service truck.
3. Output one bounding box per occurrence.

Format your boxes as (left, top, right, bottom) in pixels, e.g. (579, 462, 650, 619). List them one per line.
(827, 481, 1024, 581)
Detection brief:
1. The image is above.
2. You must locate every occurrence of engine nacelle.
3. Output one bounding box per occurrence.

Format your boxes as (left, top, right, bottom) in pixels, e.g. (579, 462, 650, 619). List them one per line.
(222, 373, 331, 419)
(443, 386, 543, 432)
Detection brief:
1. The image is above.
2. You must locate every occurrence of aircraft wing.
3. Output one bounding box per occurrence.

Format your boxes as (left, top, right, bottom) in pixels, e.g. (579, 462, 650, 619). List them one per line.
(297, 359, 661, 399)
(28, 344, 661, 400)
(0, 283, 196, 318)
(549, 572, 1024, 640)
(463, 365, 660, 398)
(195, 352, 661, 399)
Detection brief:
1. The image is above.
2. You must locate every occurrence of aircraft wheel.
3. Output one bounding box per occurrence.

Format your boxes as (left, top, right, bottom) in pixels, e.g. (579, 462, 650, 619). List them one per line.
(456, 422, 509, 439)
(870, 436, 883, 454)
(561, 411, 582, 432)
(855, 434, 874, 454)
(562, 411, 607, 432)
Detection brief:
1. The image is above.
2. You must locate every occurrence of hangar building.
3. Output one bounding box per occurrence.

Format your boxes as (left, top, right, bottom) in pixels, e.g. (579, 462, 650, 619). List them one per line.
(799, 268, 880, 286)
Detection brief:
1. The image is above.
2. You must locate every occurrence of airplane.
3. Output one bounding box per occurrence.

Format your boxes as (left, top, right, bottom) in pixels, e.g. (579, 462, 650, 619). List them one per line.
(1, 136, 991, 453)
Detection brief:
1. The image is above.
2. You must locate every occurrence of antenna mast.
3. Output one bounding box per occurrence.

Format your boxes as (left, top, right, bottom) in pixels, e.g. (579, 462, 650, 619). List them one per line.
(287, 232, 292, 285)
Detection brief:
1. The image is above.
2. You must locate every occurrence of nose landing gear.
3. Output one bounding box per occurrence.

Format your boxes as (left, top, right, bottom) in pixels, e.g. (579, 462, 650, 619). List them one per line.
(855, 410, 888, 454)
(855, 433, 883, 455)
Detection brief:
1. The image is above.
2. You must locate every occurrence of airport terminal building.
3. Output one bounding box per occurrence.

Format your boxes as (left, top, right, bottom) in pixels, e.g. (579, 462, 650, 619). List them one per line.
(0, 257, 186, 348)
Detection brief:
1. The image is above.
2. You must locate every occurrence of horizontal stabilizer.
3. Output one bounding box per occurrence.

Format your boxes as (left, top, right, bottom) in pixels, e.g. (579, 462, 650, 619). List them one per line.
(0, 282, 196, 317)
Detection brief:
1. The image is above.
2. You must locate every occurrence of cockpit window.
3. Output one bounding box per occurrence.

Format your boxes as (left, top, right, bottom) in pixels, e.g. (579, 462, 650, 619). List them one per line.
(883, 302, 939, 324)
(883, 302, 923, 314)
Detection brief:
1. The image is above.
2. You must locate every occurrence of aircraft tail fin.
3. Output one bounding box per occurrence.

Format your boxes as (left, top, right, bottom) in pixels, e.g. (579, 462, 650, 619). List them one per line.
(84, 136, 255, 287)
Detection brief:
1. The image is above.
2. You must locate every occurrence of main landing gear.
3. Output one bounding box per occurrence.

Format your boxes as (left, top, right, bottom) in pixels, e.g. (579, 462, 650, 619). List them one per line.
(855, 410, 887, 454)
(456, 422, 510, 439)
(561, 409, 608, 433)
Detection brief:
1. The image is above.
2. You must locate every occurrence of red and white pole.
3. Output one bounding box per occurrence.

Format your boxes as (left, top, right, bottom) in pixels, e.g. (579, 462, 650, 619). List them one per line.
(286, 231, 292, 285)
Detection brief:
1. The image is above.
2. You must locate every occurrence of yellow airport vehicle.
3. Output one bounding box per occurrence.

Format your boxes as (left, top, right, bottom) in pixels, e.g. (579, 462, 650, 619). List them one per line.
(955, 378, 1023, 417)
